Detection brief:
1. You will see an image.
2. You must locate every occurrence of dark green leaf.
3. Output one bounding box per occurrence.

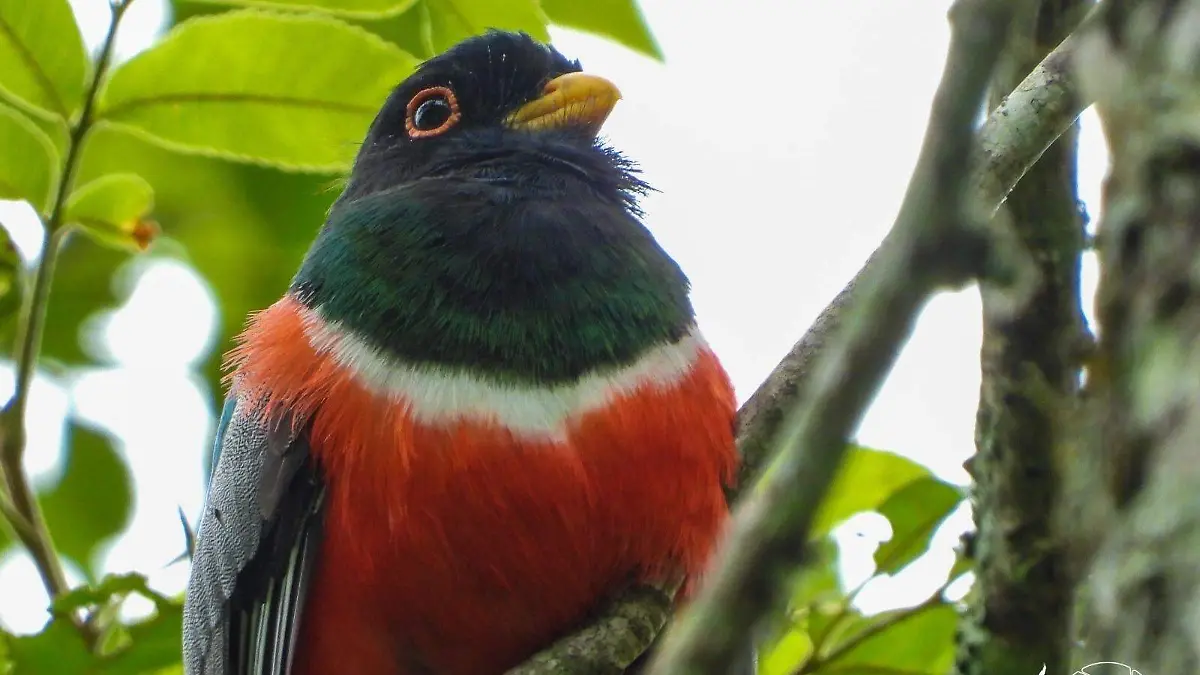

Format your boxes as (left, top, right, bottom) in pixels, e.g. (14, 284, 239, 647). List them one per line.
(424, 0, 549, 54)
(540, 0, 662, 60)
(822, 602, 959, 675)
(65, 173, 159, 252)
(40, 423, 134, 577)
(0, 102, 59, 214)
(96, 9, 419, 172)
(0, 0, 87, 119)
(184, 0, 416, 18)
(0, 218, 24, 323)
(873, 477, 965, 575)
(811, 446, 932, 538)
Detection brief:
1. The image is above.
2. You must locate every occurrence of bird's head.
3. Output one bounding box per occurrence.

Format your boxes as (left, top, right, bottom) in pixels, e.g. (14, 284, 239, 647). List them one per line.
(294, 31, 692, 384)
(339, 30, 635, 204)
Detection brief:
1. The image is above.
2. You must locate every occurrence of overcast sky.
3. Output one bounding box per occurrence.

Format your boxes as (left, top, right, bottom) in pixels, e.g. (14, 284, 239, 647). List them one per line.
(0, 0, 1109, 633)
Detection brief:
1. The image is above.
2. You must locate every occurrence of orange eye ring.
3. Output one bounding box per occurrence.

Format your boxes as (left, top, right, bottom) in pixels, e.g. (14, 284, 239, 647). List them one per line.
(405, 86, 462, 139)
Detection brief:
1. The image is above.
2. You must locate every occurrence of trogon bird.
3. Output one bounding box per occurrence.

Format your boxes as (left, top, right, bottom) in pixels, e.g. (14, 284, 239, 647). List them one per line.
(182, 30, 745, 675)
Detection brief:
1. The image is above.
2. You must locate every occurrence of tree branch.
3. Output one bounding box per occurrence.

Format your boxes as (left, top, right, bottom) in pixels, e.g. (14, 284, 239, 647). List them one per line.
(1066, 1, 1200, 671)
(955, 2, 1092, 674)
(0, 0, 133, 646)
(643, 1, 1026, 672)
(512, 3, 1096, 673)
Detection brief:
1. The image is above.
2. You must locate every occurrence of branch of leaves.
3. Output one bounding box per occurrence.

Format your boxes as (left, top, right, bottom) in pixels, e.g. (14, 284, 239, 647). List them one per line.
(0, 572, 183, 675)
(756, 447, 971, 675)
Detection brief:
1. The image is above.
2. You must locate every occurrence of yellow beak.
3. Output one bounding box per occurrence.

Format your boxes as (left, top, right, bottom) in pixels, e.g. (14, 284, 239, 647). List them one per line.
(505, 72, 622, 135)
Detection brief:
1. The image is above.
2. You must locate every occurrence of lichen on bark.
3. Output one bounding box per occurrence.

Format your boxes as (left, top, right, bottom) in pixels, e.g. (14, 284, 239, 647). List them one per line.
(1066, 1, 1200, 670)
(957, 3, 1092, 675)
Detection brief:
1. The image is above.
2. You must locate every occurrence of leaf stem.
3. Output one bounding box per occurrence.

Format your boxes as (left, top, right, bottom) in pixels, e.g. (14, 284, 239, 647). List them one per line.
(798, 580, 954, 675)
(0, 0, 134, 646)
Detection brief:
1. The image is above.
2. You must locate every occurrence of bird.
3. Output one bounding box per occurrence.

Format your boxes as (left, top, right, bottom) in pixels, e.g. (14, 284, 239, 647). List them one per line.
(182, 29, 742, 675)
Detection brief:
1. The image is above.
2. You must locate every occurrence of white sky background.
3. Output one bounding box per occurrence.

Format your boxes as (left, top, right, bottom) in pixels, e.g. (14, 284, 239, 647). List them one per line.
(0, 0, 1109, 633)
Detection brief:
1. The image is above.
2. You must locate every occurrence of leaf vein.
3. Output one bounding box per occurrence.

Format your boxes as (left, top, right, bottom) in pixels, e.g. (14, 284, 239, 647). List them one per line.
(0, 14, 67, 117)
(99, 93, 376, 120)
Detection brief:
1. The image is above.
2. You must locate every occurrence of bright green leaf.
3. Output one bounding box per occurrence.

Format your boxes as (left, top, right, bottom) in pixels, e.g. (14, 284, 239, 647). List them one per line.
(808, 606, 871, 662)
(822, 602, 958, 674)
(96, 9, 419, 172)
(873, 477, 965, 575)
(0, 103, 58, 213)
(40, 423, 134, 577)
(760, 628, 813, 675)
(65, 173, 159, 252)
(186, 0, 416, 18)
(0, 0, 88, 119)
(811, 446, 932, 538)
(540, 0, 662, 60)
(6, 619, 94, 675)
(424, 0, 549, 54)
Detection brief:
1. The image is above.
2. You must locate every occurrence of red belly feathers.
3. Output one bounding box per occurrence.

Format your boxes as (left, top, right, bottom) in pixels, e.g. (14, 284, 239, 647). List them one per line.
(227, 295, 738, 674)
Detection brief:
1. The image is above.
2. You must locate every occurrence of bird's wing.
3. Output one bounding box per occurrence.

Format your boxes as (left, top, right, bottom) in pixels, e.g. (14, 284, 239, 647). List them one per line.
(183, 396, 326, 675)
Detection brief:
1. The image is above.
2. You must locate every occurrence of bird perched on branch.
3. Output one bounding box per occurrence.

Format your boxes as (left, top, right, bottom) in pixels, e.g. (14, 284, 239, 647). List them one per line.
(182, 29, 741, 675)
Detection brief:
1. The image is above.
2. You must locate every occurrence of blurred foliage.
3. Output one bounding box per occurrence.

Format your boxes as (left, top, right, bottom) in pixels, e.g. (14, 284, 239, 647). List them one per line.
(0, 0, 971, 673)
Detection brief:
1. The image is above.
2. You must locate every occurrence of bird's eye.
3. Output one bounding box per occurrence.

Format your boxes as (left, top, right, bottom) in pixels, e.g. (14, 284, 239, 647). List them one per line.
(405, 86, 461, 139)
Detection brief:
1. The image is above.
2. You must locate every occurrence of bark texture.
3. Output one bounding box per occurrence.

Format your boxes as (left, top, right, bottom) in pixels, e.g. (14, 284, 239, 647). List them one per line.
(1066, 1, 1200, 671)
(958, 3, 1091, 674)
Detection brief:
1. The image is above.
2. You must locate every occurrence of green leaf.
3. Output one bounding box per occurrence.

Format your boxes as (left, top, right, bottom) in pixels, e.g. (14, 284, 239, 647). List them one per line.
(65, 173, 159, 252)
(791, 537, 842, 608)
(51, 572, 171, 617)
(0, 218, 25, 323)
(6, 576, 183, 675)
(184, 0, 416, 18)
(5, 619, 94, 675)
(947, 545, 974, 583)
(821, 602, 958, 674)
(424, 0, 549, 54)
(0, 102, 59, 213)
(873, 477, 966, 575)
(358, 2, 435, 58)
(96, 9, 419, 172)
(0, 0, 88, 120)
(99, 600, 183, 675)
(810, 446, 932, 538)
(40, 423, 134, 577)
(760, 628, 813, 675)
(540, 0, 662, 60)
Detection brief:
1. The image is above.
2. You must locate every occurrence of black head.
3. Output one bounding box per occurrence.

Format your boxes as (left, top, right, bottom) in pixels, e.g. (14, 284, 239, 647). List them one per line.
(340, 31, 635, 203)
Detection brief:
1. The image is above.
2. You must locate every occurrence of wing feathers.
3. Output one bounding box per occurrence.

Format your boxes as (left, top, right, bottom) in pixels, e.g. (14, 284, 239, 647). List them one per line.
(183, 398, 325, 675)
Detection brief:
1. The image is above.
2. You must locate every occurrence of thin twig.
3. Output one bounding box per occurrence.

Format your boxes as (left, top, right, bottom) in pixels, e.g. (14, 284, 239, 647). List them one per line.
(0, 488, 37, 544)
(644, 1, 1025, 672)
(0, 0, 134, 647)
